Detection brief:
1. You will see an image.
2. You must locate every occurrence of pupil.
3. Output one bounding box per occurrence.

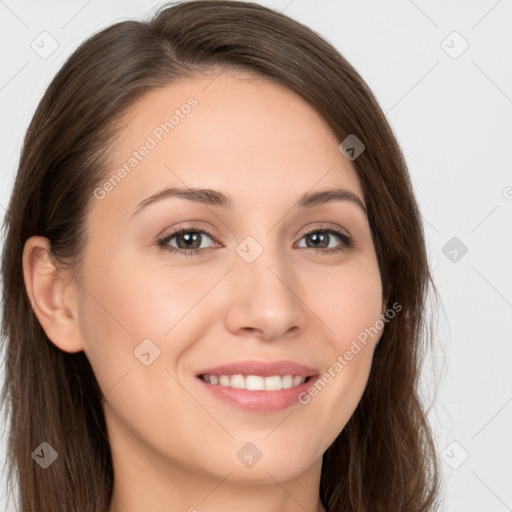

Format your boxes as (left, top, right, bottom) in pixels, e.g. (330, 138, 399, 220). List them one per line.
(178, 232, 201, 249)
(309, 232, 328, 249)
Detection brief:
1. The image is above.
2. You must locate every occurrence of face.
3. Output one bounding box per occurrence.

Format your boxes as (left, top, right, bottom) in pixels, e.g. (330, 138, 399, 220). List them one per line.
(74, 69, 384, 486)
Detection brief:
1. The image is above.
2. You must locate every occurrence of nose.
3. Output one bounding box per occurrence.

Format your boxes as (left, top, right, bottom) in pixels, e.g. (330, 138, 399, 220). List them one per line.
(224, 243, 307, 342)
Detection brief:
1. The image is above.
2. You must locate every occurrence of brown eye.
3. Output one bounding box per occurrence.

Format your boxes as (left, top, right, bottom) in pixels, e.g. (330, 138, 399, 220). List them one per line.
(157, 228, 217, 257)
(171, 231, 209, 250)
(296, 226, 354, 254)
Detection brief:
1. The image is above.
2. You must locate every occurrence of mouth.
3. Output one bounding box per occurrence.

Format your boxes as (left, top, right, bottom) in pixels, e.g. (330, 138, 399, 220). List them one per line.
(194, 360, 319, 412)
(196, 373, 315, 391)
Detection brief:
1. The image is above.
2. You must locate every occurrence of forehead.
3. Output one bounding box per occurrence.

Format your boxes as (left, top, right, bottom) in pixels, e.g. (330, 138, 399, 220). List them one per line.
(91, 68, 364, 220)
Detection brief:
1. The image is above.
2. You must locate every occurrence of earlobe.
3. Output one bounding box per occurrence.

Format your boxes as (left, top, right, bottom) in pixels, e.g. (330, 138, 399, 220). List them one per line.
(22, 235, 84, 353)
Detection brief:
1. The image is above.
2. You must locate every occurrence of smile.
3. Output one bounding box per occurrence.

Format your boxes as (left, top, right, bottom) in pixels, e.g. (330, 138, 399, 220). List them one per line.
(198, 374, 313, 391)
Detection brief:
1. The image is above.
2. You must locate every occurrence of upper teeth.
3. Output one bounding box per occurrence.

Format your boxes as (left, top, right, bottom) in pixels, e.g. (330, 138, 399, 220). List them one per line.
(200, 374, 307, 391)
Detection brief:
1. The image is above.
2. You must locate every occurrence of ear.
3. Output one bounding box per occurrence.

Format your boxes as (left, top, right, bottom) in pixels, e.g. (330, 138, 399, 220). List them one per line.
(22, 236, 84, 353)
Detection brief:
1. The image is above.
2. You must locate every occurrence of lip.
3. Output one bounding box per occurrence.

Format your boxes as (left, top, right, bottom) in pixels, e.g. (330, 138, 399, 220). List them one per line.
(195, 359, 318, 378)
(195, 359, 319, 413)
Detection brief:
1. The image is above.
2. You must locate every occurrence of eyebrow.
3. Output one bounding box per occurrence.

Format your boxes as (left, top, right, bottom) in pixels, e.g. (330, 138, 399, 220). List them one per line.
(130, 186, 367, 217)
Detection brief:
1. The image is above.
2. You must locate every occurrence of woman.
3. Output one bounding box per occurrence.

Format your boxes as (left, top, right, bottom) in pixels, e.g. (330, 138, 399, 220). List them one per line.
(1, 1, 441, 511)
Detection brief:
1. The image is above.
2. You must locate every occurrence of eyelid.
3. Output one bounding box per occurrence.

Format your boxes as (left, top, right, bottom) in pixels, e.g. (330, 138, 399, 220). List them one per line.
(157, 222, 220, 243)
(300, 223, 351, 238)
(158, 222, 351, 242)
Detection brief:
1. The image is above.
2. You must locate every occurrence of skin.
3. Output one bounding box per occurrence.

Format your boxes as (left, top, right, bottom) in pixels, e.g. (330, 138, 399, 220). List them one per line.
(23, 68, 385, 512)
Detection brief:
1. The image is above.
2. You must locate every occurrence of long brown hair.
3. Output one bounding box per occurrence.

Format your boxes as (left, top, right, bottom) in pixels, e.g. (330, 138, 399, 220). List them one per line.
(1, 1, 442, 510)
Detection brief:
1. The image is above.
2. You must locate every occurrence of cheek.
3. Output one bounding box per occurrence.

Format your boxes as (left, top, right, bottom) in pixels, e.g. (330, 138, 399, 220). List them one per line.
(295, 257, 383, 438)
(75, 251, 212, 463)
(312, 255, 384, 348)
(76, 246, 218, 397)
(79, 242, 200, 340)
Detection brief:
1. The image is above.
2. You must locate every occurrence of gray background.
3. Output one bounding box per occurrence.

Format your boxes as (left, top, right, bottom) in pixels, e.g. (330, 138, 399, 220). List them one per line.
(1, 1, 511, 510)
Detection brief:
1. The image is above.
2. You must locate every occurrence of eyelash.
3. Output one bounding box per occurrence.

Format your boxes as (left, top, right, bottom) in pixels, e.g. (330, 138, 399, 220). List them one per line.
(156, 224, 354, 257)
